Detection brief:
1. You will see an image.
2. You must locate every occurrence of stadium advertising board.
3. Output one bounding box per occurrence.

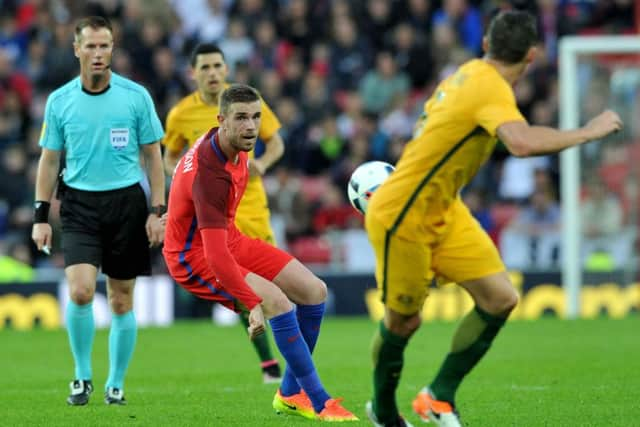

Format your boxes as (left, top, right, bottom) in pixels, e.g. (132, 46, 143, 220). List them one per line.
(324, 270, 639, 319)
(0, 284, 60, 330)
(1, 271, 638, 329)
(0, 276, 174, 330)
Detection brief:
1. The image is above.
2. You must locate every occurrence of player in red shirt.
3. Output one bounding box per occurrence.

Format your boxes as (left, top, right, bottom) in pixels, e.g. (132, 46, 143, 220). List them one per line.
(163, 85, 357, 422)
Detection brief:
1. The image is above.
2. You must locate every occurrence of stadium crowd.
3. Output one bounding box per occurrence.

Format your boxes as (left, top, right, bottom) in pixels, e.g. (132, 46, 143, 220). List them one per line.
(0, 0, 636, 277)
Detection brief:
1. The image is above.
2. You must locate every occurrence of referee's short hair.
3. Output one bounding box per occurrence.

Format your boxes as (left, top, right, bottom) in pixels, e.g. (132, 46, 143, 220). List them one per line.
(219, 85, 260, 115)
(74, 16, 112, 41)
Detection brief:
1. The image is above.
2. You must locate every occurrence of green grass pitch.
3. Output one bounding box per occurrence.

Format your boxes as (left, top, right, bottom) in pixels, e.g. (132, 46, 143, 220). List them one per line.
(1, 317, 638, 426)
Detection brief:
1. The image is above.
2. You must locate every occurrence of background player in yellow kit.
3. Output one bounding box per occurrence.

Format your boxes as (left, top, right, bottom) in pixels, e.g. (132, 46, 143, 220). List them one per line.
(163, 43, 284, 383)
(364, 11, 623, 427)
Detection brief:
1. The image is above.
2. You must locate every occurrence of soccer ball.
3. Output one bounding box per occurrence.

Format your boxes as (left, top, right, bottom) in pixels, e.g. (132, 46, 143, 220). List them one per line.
(347, 161, 395, 214)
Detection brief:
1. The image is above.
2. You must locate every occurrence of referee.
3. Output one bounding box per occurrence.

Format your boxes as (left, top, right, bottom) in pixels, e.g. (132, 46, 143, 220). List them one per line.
(31, 16, 165, 406)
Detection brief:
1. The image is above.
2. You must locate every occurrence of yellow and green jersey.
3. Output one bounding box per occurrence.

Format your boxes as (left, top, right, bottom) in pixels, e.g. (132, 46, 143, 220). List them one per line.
(368, 59, 526, 242)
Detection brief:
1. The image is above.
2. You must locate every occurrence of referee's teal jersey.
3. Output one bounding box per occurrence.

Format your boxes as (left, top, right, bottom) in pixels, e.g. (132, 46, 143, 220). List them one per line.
(39, 72, 164, 191)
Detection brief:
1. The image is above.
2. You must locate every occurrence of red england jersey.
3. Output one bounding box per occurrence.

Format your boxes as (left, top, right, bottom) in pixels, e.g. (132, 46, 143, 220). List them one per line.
(163, 128, 263, 309)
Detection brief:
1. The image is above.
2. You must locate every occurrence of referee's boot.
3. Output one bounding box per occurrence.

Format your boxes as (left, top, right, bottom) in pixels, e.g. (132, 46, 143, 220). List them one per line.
(67, 379, 93, 406)
(104, 387, 127, 405)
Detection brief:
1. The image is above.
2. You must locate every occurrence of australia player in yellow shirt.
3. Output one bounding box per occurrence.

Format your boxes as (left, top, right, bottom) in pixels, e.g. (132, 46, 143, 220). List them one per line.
(163, 43, 285, 384)
(364, 11, 622, 427)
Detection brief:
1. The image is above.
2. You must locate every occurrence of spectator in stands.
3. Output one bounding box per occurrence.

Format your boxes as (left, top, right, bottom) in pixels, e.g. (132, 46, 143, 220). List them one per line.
(358, 111, 391, 161)
(220, 18, 253, 76)
(329, 16, 372, 92)
(432, 0, 483, 56)
(0, 88, 24, 146)
(0, 47, 31, 110)
(300, 71, 331, 123)
(581, 176, 630, 269)
(274, 96, 307, 168)
(280, 52, 304, 99)
(498, 158, 551, 203)
(380, 94, 417, 141)
(462, 188, 495, 235)
(0, 238, 34, 282)
(304, 113, 345, 175)
(361, 0, 397, 51)
(40, 22, 77, 91)
(335, 90, 362, 140)
(312, 182, 360, 235)
(170, 0, 228, 43)
(250, 19, 279, 71)
(402, 0, 433, 36)
(0, 12, 29, 66)
(149, 46, 189, 122)
(277, 0, 314, 60)
(266, 166, 312, 243)
(387, 21, 434, 90)
(359, 50, 410, 115)
(501, 187, 562, 269)
(331, 132, 371, 193)
(0, 144, 30, 212)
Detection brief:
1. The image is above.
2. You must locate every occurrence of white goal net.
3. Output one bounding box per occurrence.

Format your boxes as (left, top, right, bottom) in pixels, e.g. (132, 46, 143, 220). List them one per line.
(559, 36, 640, 318)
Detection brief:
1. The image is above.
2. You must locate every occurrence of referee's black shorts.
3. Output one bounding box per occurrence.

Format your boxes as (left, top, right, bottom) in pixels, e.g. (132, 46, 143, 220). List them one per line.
(60, 183, 151, 279)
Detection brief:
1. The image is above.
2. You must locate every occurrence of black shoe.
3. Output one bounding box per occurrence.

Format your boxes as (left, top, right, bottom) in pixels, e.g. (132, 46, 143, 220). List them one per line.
(104, 387, 127, 405)
(262, 361, 282, 384)
(366, 401, 414, 427)
(67, 380, 93, 406)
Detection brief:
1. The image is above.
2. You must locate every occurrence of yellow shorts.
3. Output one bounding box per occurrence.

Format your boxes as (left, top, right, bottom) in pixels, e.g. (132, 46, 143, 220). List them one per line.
(234, 213, 276, 245)
(365, 199, 505, 315)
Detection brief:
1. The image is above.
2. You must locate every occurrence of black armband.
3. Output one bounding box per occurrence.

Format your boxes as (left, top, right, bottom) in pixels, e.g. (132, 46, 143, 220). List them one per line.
(33, 201, 51, 224)
(150, 204, 167, 216)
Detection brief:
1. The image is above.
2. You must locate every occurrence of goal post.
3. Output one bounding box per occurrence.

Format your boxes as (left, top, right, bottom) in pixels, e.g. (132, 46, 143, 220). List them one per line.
(559, 36, 640, 318)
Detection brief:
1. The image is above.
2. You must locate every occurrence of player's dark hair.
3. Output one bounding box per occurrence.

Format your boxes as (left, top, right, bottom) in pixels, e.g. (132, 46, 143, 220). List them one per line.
(219, 84, 260, 115)
(190, 43, 225, 67)
(74, 16, 112, 40)
(487, 11, 537, 64)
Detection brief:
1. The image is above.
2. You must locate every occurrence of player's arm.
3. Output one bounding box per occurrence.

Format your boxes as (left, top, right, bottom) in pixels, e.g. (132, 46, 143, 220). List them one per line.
(32, 148, 61, 252)
(142, 141, 166, 247)
(163, 146, 185, 177)
(35, 148, 61, 203)
(142, 142, 165, 208)
(200, 227, 263, 310)
(497, 110, 622, 157)
(162, 107, 187, 176)
(32, 95, 64, 253)
(193, 167, 262, 310)
(250, 132, 284, 176)
(251, 101, 284, 176)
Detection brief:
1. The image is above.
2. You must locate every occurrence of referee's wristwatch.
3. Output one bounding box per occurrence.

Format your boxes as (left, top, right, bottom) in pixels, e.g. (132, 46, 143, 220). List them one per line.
(150, 204, 167, 217)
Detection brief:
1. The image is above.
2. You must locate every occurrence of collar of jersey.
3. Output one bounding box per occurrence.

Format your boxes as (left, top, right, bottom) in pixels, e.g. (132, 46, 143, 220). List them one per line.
(209, 129, 227, 163)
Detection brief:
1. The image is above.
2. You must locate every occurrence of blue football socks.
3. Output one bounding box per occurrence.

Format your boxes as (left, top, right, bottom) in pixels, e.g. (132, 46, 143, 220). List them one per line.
(106, 310, 137, 390)
(280, 303, 325, 396)
(66, 301, 95, 381)
(270, 309, 330, 413)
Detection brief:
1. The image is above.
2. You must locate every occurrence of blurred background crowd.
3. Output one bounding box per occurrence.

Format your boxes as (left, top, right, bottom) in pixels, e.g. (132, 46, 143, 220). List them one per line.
(0, 0, 637, 280)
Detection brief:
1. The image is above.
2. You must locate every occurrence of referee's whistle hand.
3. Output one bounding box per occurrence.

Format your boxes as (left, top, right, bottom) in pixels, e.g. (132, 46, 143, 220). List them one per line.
(32, 223, 53, 252)
(145, 214, 165, 247)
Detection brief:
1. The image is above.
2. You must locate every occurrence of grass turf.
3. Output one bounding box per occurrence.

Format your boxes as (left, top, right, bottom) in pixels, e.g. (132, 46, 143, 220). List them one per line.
(1, 316, 638, 426)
